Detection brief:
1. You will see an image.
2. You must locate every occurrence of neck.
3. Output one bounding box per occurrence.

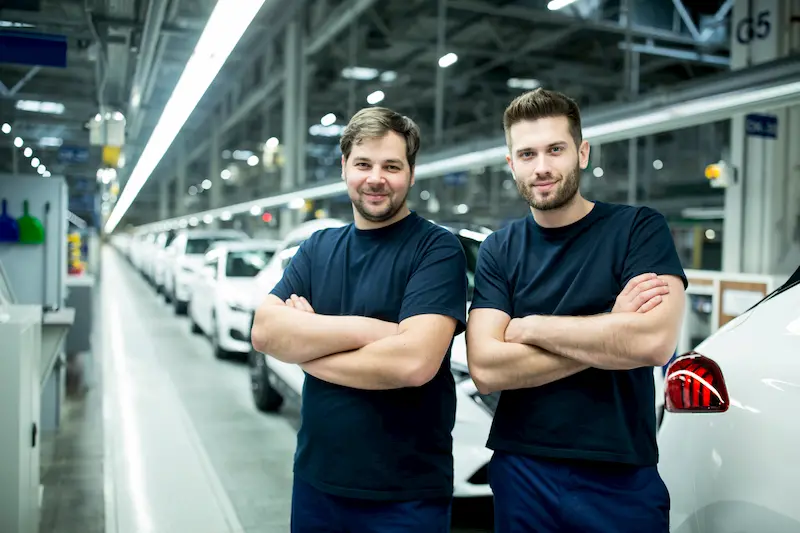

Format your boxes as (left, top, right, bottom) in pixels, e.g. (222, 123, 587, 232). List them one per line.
(353, 205, 411, 230)
(531, 194, 594, 228)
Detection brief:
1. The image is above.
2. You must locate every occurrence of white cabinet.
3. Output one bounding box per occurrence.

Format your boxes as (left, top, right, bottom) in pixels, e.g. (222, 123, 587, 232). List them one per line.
(0, 305, 43, 533)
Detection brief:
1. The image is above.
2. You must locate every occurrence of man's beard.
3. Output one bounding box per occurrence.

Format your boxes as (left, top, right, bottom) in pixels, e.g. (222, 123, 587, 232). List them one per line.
(516, 163, 581, 211)
(351, 182, 409, 223)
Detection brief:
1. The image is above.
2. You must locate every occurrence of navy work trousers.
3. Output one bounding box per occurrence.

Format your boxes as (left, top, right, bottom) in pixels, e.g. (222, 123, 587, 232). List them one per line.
(290, 476, 452, 533)
(489, 452, 670, 533)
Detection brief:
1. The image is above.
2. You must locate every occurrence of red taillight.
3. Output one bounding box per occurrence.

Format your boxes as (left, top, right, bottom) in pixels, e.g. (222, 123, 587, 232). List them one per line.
(665, 352, 729, 413)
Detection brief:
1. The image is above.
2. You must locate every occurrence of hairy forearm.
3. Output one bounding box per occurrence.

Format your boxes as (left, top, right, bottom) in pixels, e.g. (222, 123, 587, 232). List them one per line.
(515, 313, 671, 370)
(468, 339, 588, 394)
(251, 306, 397, 364)
(301, 332, 438, 391)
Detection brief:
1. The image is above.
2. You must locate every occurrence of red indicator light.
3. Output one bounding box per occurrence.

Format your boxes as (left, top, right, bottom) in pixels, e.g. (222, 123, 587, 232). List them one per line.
(262, 212, 273, 223)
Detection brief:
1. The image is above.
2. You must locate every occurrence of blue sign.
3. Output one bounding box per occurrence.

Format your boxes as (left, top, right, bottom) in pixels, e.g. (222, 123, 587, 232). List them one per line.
(58, 145, 90, 163)
(745, 113, 778, 139)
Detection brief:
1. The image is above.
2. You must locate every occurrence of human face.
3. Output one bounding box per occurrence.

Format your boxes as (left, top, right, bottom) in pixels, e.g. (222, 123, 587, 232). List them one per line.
(505, 116, 589, 212)
(342, 131, 414, 227)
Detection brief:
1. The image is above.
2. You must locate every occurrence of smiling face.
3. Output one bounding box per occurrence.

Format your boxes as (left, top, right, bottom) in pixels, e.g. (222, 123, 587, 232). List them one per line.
(342, 131, 414, 227)
(506, 115, 589, 212)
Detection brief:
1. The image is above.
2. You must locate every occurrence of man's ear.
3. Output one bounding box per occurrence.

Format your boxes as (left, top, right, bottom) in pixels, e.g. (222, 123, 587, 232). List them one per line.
(410, 167, 415, 188)
(579, 140, 590, 170)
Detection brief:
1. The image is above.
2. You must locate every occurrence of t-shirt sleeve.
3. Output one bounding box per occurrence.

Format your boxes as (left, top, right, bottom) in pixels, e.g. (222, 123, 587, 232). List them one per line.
(622, 207, 688, 289)
(469, 235, 513, 316)
(399, 231, 468, 336)
(270, 237, 314, 302)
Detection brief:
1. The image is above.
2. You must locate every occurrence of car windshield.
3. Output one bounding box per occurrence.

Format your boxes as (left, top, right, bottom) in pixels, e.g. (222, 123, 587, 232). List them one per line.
(186, 237, 238, 255)
(226, 250, 274, 278)
(456, 235, 481, 300)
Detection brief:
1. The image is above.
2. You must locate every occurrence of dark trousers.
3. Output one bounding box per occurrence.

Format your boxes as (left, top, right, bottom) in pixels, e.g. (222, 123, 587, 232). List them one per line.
(290, 476, 452, 533)
(489, 452, 670, 533)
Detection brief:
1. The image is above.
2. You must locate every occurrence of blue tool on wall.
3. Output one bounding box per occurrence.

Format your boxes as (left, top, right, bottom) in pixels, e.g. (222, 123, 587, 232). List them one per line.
(0, 199, 20, 242)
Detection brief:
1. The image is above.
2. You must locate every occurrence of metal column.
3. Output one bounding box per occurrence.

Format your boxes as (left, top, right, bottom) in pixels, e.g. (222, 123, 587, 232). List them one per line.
(281, 18, 303, 234)
(434, 0, 447, 146)
(209, 115, 222, 227)
(158, 178, 169, 220)
(174, 137, 187, 216)
(347, 21, 358, 118)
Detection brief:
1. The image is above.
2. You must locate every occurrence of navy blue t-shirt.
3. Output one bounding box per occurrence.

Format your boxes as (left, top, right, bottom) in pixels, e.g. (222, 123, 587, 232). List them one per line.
(271, 212, 468, 501)
(470, 202, 687, 466)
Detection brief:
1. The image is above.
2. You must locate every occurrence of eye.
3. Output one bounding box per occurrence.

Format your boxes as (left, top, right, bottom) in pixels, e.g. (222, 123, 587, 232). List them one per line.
(520, 151, 534, 158)
(386, 165, 400, 171)
(550, 146, 563, 154)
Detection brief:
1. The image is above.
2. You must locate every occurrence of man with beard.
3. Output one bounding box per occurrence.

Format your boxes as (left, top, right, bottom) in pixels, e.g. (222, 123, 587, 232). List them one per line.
(251, 106, 467, 532)
(465, 88, 687, 532)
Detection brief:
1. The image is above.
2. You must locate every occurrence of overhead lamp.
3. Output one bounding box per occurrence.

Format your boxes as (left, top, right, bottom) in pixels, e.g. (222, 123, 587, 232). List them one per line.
(201, 179, 212, 190)
(265, 137, 279, 149)
(23, 147, 32, 158)
(188, 185, 198, 195)
(547, 0, 578, 10)
(203, 214, 213, 224)
(189, 217, 199, 227)
(104, 0, 270, 234)
(221, 211, 232, 221)
(247, 155, 259, 166)
(249, 205, 262, 216)
(438, 53, 458, 68)
(37, 166, 45, 175)
(288, 197, 305, 209)
(31, 157, 40, 167)
(653, 159, 664, 170)
(221, 169, 232, 180)
(367, 90, 385, 105)
(43, 171, 51, 178)
(14, 137, 23, 148)
(1, 123, 10, 134)
(320, 113, 336, 127)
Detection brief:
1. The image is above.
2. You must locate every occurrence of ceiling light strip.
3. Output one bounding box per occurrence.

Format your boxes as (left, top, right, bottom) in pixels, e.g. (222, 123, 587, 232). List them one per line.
(103, 0, 268, 234)
(134, 78, 800, 233)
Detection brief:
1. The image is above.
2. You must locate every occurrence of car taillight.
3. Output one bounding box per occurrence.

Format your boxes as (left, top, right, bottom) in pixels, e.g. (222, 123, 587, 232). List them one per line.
(665, 352, 729, 413)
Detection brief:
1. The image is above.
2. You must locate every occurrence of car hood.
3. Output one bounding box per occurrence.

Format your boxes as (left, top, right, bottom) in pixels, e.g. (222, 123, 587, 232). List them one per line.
(220, 278, 259, 307)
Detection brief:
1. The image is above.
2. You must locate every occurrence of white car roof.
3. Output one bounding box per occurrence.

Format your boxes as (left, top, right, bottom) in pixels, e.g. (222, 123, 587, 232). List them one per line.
(210, 239, 282, 252)
(281, 218, 348, 246)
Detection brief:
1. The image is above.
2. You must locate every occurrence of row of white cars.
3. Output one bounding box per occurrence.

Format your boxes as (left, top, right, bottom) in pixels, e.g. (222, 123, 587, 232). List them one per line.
(112, 224, 800, 530)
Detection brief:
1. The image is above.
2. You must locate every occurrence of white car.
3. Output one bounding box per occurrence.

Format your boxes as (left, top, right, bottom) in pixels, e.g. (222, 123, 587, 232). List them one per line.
(188, 239, 281, 358)
(658, 265, 800, 532)
(246, 218, 495, 499)
(163, 229, 250, 314)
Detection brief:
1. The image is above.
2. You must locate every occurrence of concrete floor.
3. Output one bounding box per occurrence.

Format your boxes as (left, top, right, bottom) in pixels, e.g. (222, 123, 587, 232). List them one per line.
(39, 247, 493, 533)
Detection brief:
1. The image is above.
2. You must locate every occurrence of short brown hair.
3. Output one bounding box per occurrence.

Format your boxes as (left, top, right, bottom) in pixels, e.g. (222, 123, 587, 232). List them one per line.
(340, 107, 421, 167)
(503, 88, 583, 148)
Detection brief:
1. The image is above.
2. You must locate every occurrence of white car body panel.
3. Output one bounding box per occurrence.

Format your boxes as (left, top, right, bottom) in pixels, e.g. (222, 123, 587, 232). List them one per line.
(658, 279, 800, 532)
(251, 219, 494, 498)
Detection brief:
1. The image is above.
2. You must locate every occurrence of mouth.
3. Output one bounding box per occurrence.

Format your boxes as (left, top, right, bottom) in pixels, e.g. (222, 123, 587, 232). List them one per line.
(533, 181, 558, 192)
(363, 192, 388, 203)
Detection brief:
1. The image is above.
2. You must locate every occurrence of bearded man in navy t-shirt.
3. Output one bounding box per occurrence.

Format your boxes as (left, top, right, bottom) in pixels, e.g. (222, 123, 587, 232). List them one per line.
(252, 107, 467, 532)
(466, 88, 687, 533)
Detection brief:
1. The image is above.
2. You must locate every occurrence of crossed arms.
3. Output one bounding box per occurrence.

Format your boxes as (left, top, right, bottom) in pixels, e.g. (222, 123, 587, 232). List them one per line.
(466, 273, 686, 395)
(251, 294, 457, 390)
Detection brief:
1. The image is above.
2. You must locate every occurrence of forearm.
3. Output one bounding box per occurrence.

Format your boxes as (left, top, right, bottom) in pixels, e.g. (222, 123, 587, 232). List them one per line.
(251, 306, 397, 364)
(516, 313, 670, 370)
(301, 332, 438, 391)
(468, 339, 588, 395)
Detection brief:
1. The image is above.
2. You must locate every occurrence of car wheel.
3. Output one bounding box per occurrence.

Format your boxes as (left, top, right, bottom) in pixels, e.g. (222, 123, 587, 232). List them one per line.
(210, 315, 229, 360)
(249, 350, 283, 412)
(188, 306, 202, 334)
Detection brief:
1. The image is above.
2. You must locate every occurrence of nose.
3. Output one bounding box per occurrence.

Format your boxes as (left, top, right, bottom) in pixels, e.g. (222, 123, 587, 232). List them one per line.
(366, 165, 383, 184)
(532, 155, 553, 178)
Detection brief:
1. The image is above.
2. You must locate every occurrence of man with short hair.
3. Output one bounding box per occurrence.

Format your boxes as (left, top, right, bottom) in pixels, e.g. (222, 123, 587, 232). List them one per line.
(251, 106, 467, 532)
(466, 88, 687, 532)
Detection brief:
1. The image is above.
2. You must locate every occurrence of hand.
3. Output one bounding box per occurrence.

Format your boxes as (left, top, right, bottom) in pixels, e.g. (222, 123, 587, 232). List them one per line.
(286, 294, 315, 313)
(504, 317, 527, 344)
(613, 273, 669, 314)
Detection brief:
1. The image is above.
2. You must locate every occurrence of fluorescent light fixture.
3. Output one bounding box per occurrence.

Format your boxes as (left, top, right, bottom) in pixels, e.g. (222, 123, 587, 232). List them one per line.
(13, 136, 23, 147)
(547, 0, 578, 10)
(380, 71, 397, 83)
(233, 149, 254, 161)
(15, 100, 65, 115)
(30, 157, 39, 167)
(341, 66, 379, 80)
(1, 123, 10, 134)
(367, 90, 385, 104)
(39, 137, 63, 147)
(681, 208, 725, 220)
(104, 0, 269, 234)
(265, 137, 279, 149)
(133, 78, 800, 233)
(507, 78, 540, 90)
(320, 113, 336, 127)
(438, 53, 458, 68)
(309, 124, 345, 137)
(23, 147, 33, 157)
